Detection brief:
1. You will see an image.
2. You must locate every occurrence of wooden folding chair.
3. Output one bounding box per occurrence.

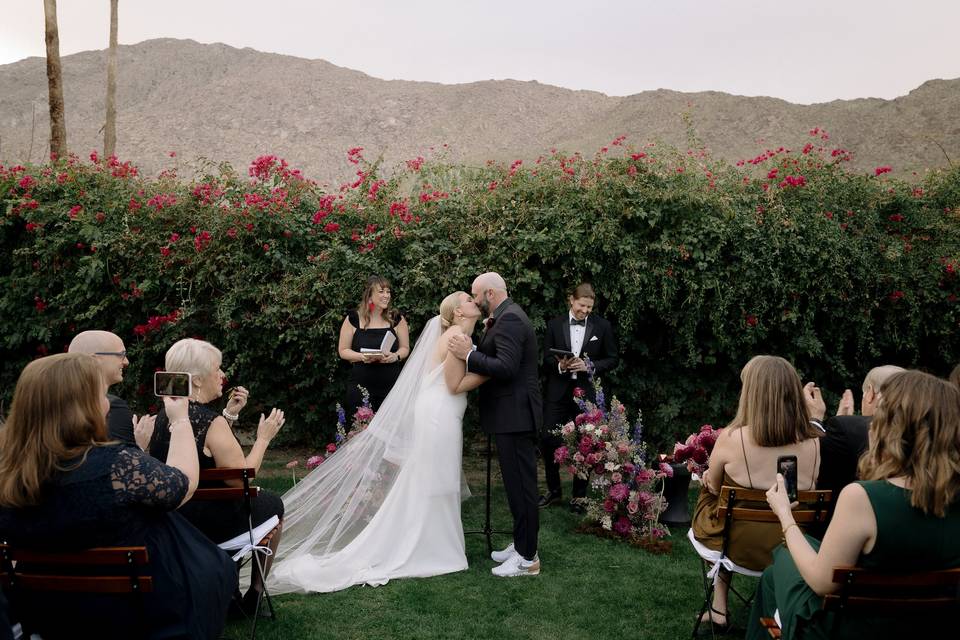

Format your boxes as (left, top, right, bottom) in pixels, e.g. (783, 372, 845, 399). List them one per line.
(0, 542, 152, 638)
(760, 565, 960, 637)
(689, 486, 831, 638)
(193, 467, 280, 640)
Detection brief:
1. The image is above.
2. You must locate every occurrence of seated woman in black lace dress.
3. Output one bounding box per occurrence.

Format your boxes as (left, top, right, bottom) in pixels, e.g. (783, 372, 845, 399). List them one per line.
(148, 338, 286, 610)
(0, 353, 236, 639)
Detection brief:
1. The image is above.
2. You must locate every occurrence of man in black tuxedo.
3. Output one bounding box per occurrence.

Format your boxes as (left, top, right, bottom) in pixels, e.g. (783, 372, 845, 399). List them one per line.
(539, 283, 618, 513)
(448, 272, 542, 578)
(804, 365, 903, 533)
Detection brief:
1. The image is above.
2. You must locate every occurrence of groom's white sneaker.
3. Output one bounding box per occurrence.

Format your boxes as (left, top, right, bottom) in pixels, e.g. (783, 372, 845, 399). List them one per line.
(490, 543, 516, 563)
(492, 553, 540, 577)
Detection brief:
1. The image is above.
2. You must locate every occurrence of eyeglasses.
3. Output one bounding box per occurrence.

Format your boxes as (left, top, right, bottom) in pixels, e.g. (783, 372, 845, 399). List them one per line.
(94, 351, 127, 358)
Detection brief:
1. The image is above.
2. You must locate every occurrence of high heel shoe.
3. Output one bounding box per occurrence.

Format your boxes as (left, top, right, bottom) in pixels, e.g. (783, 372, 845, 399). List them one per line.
(696, 607, 731, 634)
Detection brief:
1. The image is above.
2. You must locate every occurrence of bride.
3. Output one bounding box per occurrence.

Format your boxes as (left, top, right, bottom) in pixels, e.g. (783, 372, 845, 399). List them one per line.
(266, 291, 485, 593)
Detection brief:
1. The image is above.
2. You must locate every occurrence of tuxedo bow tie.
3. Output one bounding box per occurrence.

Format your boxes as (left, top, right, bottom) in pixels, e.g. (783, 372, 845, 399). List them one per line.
(569, 318, 585, 327)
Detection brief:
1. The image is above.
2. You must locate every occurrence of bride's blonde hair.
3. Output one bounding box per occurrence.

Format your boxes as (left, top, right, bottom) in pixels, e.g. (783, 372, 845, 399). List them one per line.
(439, 291, 467, 329)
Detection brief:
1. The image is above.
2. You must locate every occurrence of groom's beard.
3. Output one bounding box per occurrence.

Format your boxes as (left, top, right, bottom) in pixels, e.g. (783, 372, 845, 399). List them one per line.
(478, 299, 491, 317)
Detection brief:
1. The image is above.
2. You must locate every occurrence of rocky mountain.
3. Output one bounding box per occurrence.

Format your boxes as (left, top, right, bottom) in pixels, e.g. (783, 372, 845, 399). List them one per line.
(1, 38, 957, 182)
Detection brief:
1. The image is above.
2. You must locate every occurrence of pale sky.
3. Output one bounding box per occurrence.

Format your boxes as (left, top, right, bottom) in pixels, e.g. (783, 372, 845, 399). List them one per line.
(2, 0, 959, 105)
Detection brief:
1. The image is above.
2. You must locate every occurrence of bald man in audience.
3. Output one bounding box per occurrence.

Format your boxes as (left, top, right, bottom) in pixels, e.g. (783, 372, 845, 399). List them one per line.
(68, 330, 151, 448)
(804, 365, 905, 531)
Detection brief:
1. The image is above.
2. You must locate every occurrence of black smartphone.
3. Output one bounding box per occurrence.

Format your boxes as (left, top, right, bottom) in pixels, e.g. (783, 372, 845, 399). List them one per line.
(154, 371, 192, 398)
(549, 348, 577, 359)
(777, 455, 798, 502)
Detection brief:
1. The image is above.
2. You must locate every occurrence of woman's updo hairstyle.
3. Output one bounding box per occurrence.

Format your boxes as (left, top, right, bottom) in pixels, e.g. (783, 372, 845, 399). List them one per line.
(439, 291, 467, 329)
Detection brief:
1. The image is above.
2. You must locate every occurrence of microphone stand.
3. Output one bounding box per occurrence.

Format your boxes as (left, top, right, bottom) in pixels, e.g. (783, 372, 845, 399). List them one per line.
(464, 434, 511, 555)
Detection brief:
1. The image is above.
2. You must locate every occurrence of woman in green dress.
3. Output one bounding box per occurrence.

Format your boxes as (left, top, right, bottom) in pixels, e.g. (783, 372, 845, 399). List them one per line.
(747, 370, 960, 639)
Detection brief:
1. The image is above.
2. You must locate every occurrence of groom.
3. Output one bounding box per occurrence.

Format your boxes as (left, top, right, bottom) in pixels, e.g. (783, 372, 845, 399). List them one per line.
(449, 272, 542, 577)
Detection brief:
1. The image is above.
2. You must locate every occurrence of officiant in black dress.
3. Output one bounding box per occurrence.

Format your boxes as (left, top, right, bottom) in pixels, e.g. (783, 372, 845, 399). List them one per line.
(539, 283, 619, 512)
(338, 275, 411, 416)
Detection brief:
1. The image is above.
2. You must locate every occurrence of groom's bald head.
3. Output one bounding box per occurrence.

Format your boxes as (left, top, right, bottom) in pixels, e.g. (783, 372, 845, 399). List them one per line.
(473, 272, 507, 294)
(471, 273, 509, 317)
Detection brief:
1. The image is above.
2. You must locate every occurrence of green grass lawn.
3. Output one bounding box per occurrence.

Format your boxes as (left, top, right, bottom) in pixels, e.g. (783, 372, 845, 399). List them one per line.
(224, 443, 750, 640)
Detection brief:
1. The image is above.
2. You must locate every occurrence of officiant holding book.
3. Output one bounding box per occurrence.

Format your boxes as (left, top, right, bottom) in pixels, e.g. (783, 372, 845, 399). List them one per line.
(539, 283, 619, 512)
(338, 275, 411, 415)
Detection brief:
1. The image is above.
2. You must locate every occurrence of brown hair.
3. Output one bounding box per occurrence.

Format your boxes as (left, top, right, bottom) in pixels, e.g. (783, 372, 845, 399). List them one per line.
(858, 370, 960, 517)
(357, 275, 400, 329)
(569, 282, 596, 301)
(0, 353, 108, 508)
(728, 355, 819, 447)
(948, 363, 960, 390)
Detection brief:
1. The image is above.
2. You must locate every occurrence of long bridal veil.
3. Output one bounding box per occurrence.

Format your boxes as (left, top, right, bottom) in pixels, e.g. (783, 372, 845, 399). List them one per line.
(270, 315, 457, 573)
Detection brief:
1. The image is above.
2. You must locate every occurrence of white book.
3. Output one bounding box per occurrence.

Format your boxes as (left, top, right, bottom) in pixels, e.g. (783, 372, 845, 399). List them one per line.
(360, 331, 396, 355)
(217, 515, 280, 561)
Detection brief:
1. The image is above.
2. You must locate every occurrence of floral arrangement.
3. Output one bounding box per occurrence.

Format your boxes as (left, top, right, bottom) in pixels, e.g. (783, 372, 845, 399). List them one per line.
(298, 387, 376, 473)
(553, 377, 671, 542)
(670, 424, 722, 477)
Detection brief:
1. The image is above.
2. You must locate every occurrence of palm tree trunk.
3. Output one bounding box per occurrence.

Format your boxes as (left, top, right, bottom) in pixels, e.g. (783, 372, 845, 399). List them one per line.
(43, 0, 67, 160)
(104, 0, 119, 158)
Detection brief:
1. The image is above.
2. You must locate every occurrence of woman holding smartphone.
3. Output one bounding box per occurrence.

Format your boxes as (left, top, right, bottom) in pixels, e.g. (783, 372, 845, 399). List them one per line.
(691, 355, 822, 632)
(0, 354, 236, 638)
(149, 338, 286, 613)
(746, 370, 960, 639)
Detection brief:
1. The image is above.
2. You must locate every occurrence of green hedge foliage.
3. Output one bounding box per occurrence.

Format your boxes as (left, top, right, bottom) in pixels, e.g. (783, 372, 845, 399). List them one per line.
(3, 139, 959, 450)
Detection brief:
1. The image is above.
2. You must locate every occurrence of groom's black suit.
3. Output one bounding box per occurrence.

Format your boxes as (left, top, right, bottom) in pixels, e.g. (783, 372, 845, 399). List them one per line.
(467, 298, 542, 560)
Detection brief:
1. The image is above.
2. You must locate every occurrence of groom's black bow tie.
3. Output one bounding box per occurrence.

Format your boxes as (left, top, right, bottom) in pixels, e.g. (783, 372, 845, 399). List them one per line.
(569, 318, 586, 327)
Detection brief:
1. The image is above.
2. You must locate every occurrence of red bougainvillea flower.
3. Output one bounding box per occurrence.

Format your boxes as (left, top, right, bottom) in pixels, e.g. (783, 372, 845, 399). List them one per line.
(406, 156, 424, 171)
(68, 205, 82, 219)
(888, 214, 904, 223)
(888, 290, 905, 301)
(193, 231, 212, 253)
(346, 147, 364, 165)
(745, 314, 758, 327)
(323, 222, 340, 233)
(133, 309, 181, 337)
(34, 296, 47, 313)
(875, 165, 892, 176)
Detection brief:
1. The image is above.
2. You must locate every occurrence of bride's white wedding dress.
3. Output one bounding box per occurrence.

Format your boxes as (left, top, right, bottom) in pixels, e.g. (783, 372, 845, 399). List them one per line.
(266, 316, 469, 594)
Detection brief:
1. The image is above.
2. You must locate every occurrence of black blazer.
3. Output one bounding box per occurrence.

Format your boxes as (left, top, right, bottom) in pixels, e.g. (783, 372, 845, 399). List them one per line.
(817, 414, 871, 497)
(542, 313, 618, 404)
(107, 394, 136, 448)
(468, 299, 543, 435)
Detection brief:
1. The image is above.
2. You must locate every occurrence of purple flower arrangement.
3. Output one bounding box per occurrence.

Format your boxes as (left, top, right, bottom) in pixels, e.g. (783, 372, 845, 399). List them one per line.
(303, 386, 376, 471)
(553, 376, 670, 541)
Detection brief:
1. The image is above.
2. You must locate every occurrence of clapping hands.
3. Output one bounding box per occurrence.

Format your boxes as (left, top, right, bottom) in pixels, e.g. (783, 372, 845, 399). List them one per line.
(256, 408, 286, 443)
(836, 389, 854, 416)
(802, 382, 826, 421)
(225, 386, 249, 416)
(133, 414, 156, 451)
